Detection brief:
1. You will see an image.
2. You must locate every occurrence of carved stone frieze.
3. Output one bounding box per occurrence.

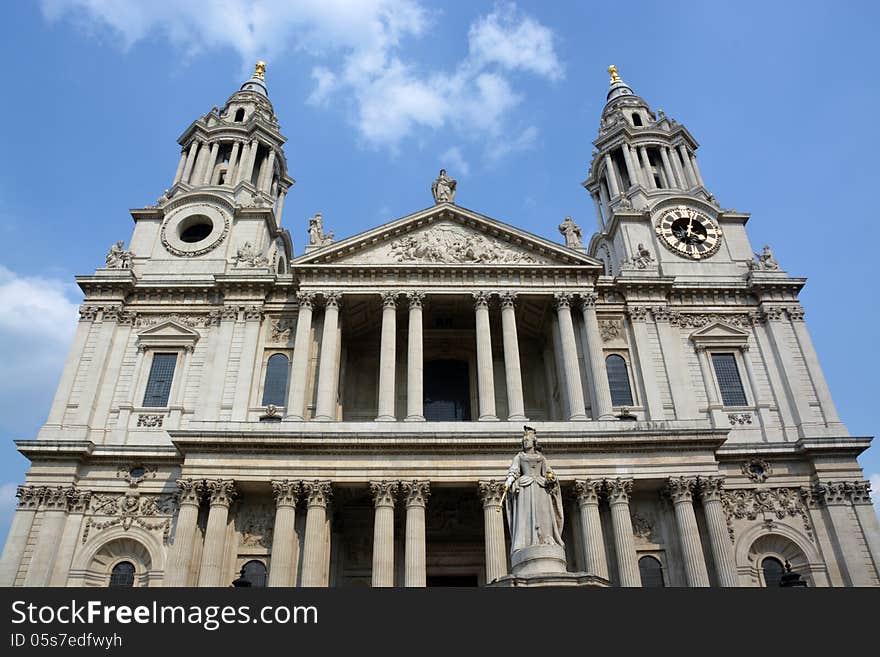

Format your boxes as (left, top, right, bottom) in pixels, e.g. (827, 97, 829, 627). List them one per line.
(83, 491, 177, 545)
(16, 486, 44, 510)
(728, 413, 753, 426)
(237, 504, 274, 548)
(670, 313, 752, 329)
(721, 487, 812, 543)
(631, 512, 654, 540)
(270, 317, 296, 342)
(388, 224, 539, 265)
(136, 414, 164, 428)
(598, 319, 622, 342)
(135, 313, 214, 329)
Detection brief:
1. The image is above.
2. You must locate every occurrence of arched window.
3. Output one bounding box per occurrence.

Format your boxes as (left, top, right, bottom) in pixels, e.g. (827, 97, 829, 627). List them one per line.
(606, 354, 634, 406)
(234, 108, 245, 122)
(632, 113, 643, 126)
(109, 561, 136, 588)
(762, 557, 785, 587)
(242, 560, 267, 587)
(638, 556, 664, 587)
(261, 353, 289, 406)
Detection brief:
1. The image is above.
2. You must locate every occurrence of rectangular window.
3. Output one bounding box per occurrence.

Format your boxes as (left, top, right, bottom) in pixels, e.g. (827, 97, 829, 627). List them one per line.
(142, 353, 177, 407)
(711, 353, 747, 407)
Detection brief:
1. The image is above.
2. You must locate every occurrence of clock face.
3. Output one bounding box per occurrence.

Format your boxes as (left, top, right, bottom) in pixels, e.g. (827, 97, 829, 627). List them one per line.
(654, 206, 722, 260)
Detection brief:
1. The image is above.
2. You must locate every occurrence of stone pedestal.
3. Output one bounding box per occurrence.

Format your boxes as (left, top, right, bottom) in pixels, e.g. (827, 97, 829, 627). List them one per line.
(510, 544, 566, 577)
(489, 572, 610, 588)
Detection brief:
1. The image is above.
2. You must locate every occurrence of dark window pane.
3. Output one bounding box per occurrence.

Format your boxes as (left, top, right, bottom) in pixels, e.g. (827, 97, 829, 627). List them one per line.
(762, 557, 785, 587)
(243, 560, 267, 588)
(109, 561, 135, 588)
(711, 353, 748, 406)
(261, 353, 290, 406)
(639, 556, 664, 588)
(142, 353, 177, 407)
(606, 354, 634, 406)
(424, 360, 471, 421)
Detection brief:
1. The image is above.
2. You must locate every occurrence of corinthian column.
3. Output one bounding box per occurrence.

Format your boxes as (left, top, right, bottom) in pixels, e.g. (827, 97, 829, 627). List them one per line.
(554, 293, 587, 420)
(402, 481, 430, 587)
(405, 292, 425, 421)
(667, 477, 709, 587)
(370, 481, 398, 587)
(24, 487, 72, 587)
(499, 293, 527, 421)
(197, 480, 236, 587)
(0, 486, 43, 586)
(314, 292, 342, 421)
(286, 292, 314, 421)
(574, 479, 609, 580)
(300, 481, 332, 587)
(697, 477, 738, 587)
(479, 480, 508, 583)
(606, 478, 641, 587)
(165, 479, 203, 586)
(473, 292, 497, 420)
(268, 480, 300, 587)
(376, 293, 398, 421)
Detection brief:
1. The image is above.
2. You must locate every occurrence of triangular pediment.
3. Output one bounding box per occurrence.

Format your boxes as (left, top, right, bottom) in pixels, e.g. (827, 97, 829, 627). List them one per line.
(293, 203, 602, 268)
(136, 320, 200, 348)
(689, 322, 750, 347)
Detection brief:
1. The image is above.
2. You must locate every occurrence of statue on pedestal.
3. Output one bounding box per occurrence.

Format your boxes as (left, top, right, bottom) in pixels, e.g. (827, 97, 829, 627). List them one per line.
(558, 216, 582, 249)
(431, 169, 456, 204)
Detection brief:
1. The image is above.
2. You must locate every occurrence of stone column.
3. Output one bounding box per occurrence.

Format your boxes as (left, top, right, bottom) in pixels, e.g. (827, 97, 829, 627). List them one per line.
(639, 146, 656, 189)
(590, 192, 605, 229)
(667, 477, 710, 587)
(232, 306, 263, 421)
(301, 481, 332, 587)
(820, 481, 879, 586)
(24, 487, 72, 587)
(260, 148, 277, 192)
(0, 486, 43, 586)
(275, 189, 286, 223)
(628, 306, 664, 420)
(234, 141, 251, 185)
(173, 150, 187, 185)
(606, 479, 640, 586)
(49, 490, 92, 586)
(574, 480, 609, 580)
(697, 477, 739, 587)
(473, 292, 497, 421)
(659, 147, 677, 189)
(314, 292, 342, 421)
(243, 138, 260, 185)
(181, 140, 199, 183)
(370, 481, 397, 587)
(678, 144, 697, 187)
(603, 153, 621, 197)
(580, 292, 614, 420)
(286, 293, 315, 420)
(479, 480, 508, 584)
(621, 145, 638, 189)
(499, 292, 527, 421)
(268, 480, 300, 587)
(227, 141, 241, 185)
(402, 481, 430, 587)
(554, 293, 587, 420)
(202, 142, 220, 185)
(689, 153, 705, 187)
(667, 146, 686, 188)
(849, 481, 880, 581)
(192, 140, 211, 185)
(376, 293, 398, 421)
(405, 292, 425, 421)
(197, 480, 236, 587)
(164, 479, 203, 587)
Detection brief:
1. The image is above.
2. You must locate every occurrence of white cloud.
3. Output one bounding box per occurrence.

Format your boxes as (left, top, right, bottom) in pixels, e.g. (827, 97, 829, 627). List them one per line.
(41, 0, 562, 154)
(440, 147, 470, 177)
(870, 473, 880, 519)
(486, 124, 539, 162)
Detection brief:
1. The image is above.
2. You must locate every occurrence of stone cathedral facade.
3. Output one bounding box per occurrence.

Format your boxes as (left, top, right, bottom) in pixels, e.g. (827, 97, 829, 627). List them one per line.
(1, 63, 878, 589)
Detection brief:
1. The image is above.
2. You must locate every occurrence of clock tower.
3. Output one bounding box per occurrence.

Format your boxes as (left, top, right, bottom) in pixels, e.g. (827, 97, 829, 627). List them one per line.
(584, 65, 754, 281)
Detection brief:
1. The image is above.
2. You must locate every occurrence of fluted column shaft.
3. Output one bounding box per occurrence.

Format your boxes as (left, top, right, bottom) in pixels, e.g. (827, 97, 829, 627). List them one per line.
(376, 293, 397, 421)
(165, 479, 203, 586)
(580, 293, 614, 419)
(0, 487, 42, 586)
(227, 141, 241, 185)
(268, 480, 300, 587)
(639, 146, 656, 189)
(603, 153, 621, 196)
(678, 145, 697, 187)
(275, 189, 286, 223)
(473, 292, 497, 420)
(659, 147, 677, 188)
(173, 150, 187, 184)
(575, 480, 609, 580)
(403, 481, 430, 587)
(301, 481, 332, 587)
(405, 293, 425, 421)
(181, 140, 199, 183)
(260, 148, 277, 192)
(314, 293, 342, 421)
(202, 142, 220, 185)
(370, 481, 397, 587)
(554, 293, 587, 420)
(621, 144, 638, 189)
(197, 480, 236, 587)
(698, 477, 739, 587)
(286, 293, 314, 420)
(500, 293, 526, 421)
(479, 481, 508, 583)
(606, 479, 641, 587)
(24, 487, 72, 587)
(668, 477, 710, 587)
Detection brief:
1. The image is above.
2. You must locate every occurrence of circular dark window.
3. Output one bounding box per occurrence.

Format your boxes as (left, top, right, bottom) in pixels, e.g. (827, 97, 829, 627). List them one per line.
(179, 215, 214, 243)
(749, 463, 765, 477)
(129, 467, 146, 479)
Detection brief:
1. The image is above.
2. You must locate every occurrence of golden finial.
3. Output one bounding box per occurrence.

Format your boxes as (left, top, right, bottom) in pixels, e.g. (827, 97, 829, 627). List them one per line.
(608, 64, 621, 83)
(254, 61, 266, 80)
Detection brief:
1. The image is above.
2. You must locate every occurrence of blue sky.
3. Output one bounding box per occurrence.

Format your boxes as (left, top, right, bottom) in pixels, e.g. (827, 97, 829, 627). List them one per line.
(0, 0, 878, 541)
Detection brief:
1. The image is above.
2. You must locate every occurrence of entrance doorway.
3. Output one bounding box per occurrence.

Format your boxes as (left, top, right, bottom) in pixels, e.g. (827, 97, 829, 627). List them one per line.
(424, 359, 471, 421)
(426, 575, 479, 587)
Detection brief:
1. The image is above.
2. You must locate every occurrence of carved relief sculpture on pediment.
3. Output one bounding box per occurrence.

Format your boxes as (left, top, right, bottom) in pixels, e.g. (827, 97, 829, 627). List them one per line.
(388, 224, 541, 265)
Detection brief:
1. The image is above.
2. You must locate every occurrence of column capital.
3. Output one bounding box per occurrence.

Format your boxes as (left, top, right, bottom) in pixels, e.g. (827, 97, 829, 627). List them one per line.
(176, 478, 204, 507)
(15, 485, 44, 510)
(380, 291, 399, 309)
(302, 480, 332, 508)
(370, 480, 399, 508)
(472, 291, 491, 309)
(322, 291, 343, 310)
(696, 476, 725, 502)
(407, 291, 426, 309)
(402, 480, 430, 508)
(574, 479, 603, 505)
(244, 305, 264, 321)
(579, 291, 599, 308)
(848, 480, 874, 506)
(69, 489, 93, 513)
(296, 291, 316, 310)
(272, 480, 300, 508)
(626, 305, 650, 322)
(605, 477, 633, 504)
(205, 479, 237, 507)
(666, 476, 697, 504)
(42, 486, 76, 511)
(553, 292, 573, 310)
(498, 292, 518, 309)
(478, 480, 505, 507)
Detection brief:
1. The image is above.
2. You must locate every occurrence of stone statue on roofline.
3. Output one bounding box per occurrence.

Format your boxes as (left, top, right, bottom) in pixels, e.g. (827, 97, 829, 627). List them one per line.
(431, 169, 456, 204)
